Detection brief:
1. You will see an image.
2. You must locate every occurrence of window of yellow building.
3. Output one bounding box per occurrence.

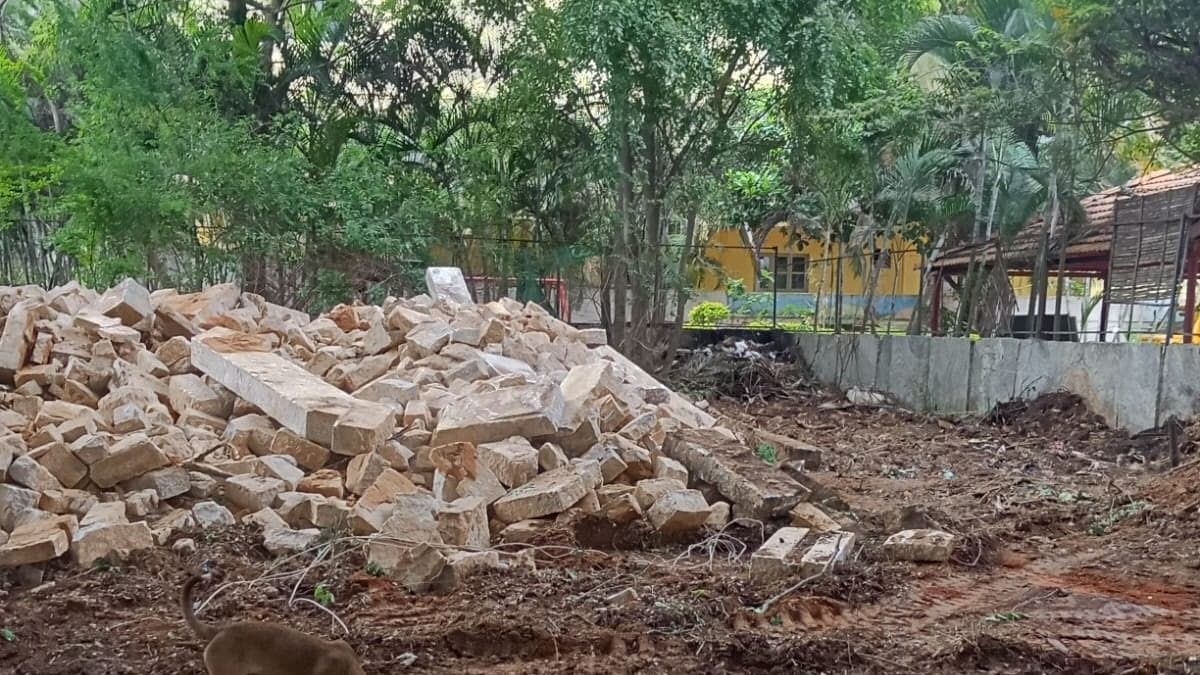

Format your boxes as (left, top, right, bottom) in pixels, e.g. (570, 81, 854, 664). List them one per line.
(771, 254, 808, 291)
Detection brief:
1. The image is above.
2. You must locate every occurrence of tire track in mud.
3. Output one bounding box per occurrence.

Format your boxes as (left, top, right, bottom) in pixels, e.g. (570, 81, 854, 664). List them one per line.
(821, 549, 1200, 660)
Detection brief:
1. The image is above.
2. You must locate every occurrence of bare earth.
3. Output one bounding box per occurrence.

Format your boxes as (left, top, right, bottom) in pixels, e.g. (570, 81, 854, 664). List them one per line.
(1, 391, 1197, 674)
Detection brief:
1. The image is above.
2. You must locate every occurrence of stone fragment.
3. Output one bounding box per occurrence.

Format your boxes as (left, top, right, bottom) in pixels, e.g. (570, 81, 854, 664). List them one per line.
(188, 471, 219, 498)
(492, 467, 587, 523)
(243, 507, 289, 531)
(789, 503, 841, 533)
(538, 442, 569, 471)
(95, 278, 153, 327)
(0, 485, 41, 531)
(882, 529, 956, 562)
(437, 496, 490, 548)
(0, 520, 71, 567)
(368, 541, 447, 593)
(600, 493, 642, 524)
(0, 300, 37, 385)
(377, 441, 413, 472)
(8, 454, 64, 492)
(652, 456, 689, 484)
(124, 489, 160, 519)
(705, 502, 731, 529)
(645, 489, 710, 534)
(346, 452, 390, 495)
(355, 378, 419, 407)
(29, 442, 87, 488)
(350, 469, 419, 535)
(750, 527, 810, 581)
(81, 502, 128, 527)
(331, 405, 393, 456)
(223, 474, 287, 512)
(173, 538, 197, 555)
(297, 469, 344, 498)
(72, 522, 154, 568)
(264, 528, 322, 556)
(799, 531, 856, 575)
(405, 320, 452, 358)
(191, 501, 236, 528)
(39, 489, 98, 517)
(633, 478, 687, 511)
(582, 443, 627, 483)
(90, 433, 169, 488)
(151, 508, 196, 545)
(476, 437, 538, 488)
(254, 455, 305, 490)
(119, 466, 190, 501)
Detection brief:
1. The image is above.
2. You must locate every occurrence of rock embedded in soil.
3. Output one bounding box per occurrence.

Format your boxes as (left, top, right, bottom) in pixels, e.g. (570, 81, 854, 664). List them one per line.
(882, 529, 957, 562)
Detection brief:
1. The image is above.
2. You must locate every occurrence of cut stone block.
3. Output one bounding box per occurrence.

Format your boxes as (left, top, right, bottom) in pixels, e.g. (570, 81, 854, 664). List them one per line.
(253, 455, 304, 490)
(706, 502, 731, 529)
(191, 329, 392, 448)
(538, 442, 568, 471)
(368, 541, 447, 593)
(29, 442, 87, 488)
(350, 469, 419, 535)
(492, 467, 587, 523)
(224, 474, 287, 512)
(243, 507, 289, 531)
(882, 529, 956, 562)
(89, 433, 169, 489)
(600, 493, 642, 524)
(476, 437, 539, 488)
(799, 531, 856, 575)
(582, 442, 627, 483)
(406, 320, 453, 358)
(40, 489, 98, 517)
(645, 489, 710, 534)
(269, 429, 330, 472)
(0, 521, 71, 567)
(346, 452, 390, 495)
(750, 527, 810, 581)
(752, 429, 824, 471)
(663, 430, 808, 521)
(331, 405, 394, 457)
(120, 466, 191, 500)
(168, 374, 228, 418)
(652, 456, 689, 484)
(425, 267, 474, 306)
(81, 502, 128, 527)
(434, 383, 565, 446)
(354, 378, 419, 407)
(297, 469, 344, 498)
(0, 484, 42, 531)
(72, 522, 154, 568)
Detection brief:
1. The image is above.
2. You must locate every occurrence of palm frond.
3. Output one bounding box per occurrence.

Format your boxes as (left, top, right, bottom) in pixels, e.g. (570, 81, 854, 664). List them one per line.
(898, 14, 979, 69)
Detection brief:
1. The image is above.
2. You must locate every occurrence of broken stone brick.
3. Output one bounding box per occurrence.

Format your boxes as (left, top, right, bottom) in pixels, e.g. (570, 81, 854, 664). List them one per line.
(368, 541, 447, 593)
(29, 442, 87, 488)
(269, 429, 330, 472)
(94, 278, 153, 327)
(0, 300, 37, 385)
(81, 502, 129, 527)
(221, 414, 275, 456)
(434, 383, 566, 446)
(476, 437, 538, 488)
(377, 441, 413, 472)
(750, 527, 810, 581)
(652, 456, 688, 485)
(70, 434, 109, 465)
(359, 320, 395, 356)
(633, 478, 686, 511)
(8, 454, 64, 492)
(297, 469, 344, 498)
(224, 474, 287, 513)
(264, 527, 322, 556)
(192, 500, 236, 528)
(337, 354, 396, 393)
(437, 496, 490, 548)
(331, 405, 393, 456)
(663, 430, 808, 521)
(346, 451, 390, 495)
(645, 489, 710, 534)
(0, 484, 42, 531)
(799, 531, 856, 575)
(600, 493, 642, 524)
(789, 503, 841, 533)
(405, 320, 452, 358)
(89, 433, 169, 489)
(582, 442, 627, 483)
(254, 454, 304, 490)
(0, 520, 71, 567)
(350, 469, 419, 535)
(243, 507, 289, 531)
(538, 442, 568, 471)
(705, 502, 731, 529)
(124, 489, 160, 519)
(39, 489, 98, 517)
(882, 529, 956, 562)
(752, 429, 823, 471)
(492, 467, 587, 523)
(355, 378, 419, 407)
(72, 521, 155, 568)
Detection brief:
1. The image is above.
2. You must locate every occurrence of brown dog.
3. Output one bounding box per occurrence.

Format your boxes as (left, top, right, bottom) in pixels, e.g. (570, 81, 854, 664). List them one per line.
(182, 573, 366, 675)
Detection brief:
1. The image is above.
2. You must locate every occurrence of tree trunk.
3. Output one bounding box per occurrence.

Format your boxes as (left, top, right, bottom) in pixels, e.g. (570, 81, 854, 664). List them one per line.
(664, 209, 699, 372)
(611, 126, 633, 353)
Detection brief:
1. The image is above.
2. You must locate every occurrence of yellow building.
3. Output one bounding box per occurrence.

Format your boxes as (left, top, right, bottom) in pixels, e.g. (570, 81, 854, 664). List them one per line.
(697, 228, 924, 326)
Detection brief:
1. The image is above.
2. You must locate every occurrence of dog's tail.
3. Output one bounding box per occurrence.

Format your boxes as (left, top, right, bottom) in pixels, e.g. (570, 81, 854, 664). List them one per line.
(181, 574, 220, 641)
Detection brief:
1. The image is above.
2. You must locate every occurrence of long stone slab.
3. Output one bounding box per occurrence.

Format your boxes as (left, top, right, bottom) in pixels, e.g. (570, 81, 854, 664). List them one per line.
(191, 328, 393, 447)
(594, 345, 715, 428)
(663, 429, 807, 520)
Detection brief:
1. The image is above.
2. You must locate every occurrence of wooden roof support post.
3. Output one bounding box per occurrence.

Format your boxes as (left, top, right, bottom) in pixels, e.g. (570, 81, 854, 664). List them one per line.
(930, 271, 943, 335)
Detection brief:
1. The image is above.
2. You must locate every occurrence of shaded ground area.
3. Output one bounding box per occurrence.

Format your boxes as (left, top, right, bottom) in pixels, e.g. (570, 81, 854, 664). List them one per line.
(2, 387, 1199, 673)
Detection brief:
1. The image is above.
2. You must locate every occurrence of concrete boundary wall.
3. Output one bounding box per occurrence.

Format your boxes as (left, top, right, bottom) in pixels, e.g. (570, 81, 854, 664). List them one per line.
(789, 334, 1200, 432)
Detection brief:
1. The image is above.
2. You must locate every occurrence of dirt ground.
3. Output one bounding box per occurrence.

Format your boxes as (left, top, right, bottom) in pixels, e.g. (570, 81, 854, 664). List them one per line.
(3, 389, 1200, 674)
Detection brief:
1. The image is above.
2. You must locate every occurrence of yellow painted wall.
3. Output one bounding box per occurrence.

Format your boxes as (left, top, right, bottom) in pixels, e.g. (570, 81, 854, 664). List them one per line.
(699, 228, 923, 295)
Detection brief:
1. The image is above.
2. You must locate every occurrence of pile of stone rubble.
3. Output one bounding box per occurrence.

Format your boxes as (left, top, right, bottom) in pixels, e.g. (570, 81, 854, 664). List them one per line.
(0, 267, 949, 591)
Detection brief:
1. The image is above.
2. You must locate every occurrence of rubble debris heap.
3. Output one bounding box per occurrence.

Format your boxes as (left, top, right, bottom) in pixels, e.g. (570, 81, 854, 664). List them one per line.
(0, 271, 822, 590)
